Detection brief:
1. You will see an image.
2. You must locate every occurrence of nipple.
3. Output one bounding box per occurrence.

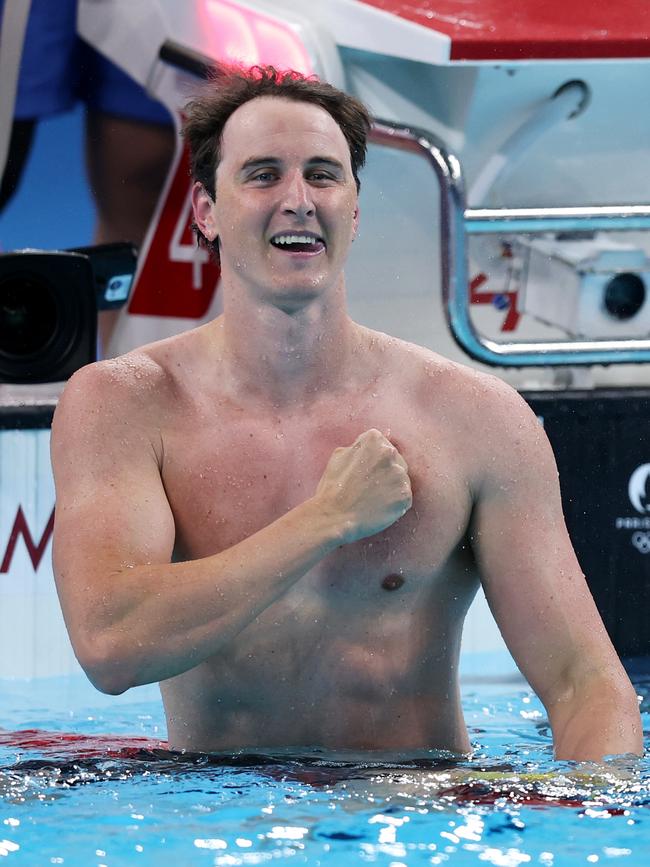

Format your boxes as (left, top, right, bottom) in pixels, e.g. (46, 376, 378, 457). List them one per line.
(381, 573, 405, 591)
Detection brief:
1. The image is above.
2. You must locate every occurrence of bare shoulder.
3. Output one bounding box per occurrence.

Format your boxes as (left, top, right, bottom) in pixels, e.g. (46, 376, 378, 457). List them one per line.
(401, 337, 536, 419)
(52, 329, 197, 433)
(50, 329, 200, 482)
(416, 348, 555, 488)
(366, 328, 551, 467)
(367, 328, 523, 410)
(53, 351, 165, 434)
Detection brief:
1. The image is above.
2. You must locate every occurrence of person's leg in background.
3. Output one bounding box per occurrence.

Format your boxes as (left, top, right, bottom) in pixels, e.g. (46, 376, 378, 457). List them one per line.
(82, 46, 176, 355)
(85, 113, 176, 250)
(86, 112, 176, 356)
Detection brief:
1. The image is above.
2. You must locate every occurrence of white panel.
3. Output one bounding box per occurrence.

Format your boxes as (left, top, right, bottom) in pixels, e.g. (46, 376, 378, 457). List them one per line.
(0, 428, 80, 678)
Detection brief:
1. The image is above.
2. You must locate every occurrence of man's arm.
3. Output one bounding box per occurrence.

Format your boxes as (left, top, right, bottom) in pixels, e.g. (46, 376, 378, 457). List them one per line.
(51, 360, 411, 695)
(468, 377, 642, 761)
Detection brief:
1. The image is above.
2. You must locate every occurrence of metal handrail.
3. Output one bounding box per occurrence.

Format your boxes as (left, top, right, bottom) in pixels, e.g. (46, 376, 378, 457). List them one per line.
(370, 119, 650, 366)
(466, 206, 650, 235)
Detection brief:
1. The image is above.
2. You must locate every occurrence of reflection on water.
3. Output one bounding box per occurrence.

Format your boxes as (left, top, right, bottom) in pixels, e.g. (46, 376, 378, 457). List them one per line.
(0, 678, 648, 866)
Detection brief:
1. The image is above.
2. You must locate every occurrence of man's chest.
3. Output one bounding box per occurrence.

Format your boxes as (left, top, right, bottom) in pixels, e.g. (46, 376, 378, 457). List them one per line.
(160, 400, 474, 587)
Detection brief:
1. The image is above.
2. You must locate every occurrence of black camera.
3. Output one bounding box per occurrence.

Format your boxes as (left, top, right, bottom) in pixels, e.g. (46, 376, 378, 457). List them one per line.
(0, 243, 137, 384)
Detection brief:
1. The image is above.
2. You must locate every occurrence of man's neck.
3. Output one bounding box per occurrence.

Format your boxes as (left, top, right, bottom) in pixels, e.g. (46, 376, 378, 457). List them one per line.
(212, 287, 365, 410)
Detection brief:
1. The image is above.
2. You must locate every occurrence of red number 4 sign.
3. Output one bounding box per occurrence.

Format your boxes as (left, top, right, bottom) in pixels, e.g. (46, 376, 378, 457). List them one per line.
(128, 143, 221, 319)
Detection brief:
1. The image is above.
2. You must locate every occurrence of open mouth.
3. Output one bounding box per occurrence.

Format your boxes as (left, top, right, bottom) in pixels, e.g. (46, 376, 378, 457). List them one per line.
(269, 233, 326, 254)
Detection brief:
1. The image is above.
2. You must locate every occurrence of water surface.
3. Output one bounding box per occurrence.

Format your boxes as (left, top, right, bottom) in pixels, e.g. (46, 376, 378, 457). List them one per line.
(0, 671, 647, 866)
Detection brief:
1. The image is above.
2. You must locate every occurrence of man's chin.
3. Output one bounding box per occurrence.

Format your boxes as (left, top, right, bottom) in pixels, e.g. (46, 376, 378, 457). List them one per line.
(264, 280, 328, 309)
(272, 291, 323, 314)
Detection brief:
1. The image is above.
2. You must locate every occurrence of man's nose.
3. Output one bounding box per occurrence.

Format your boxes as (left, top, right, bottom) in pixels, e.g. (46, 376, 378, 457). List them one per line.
(281, 173, 315, 218)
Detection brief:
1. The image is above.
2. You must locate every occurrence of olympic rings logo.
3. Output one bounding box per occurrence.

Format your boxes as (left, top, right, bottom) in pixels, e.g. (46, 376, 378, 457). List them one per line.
(631, 531, 650, 554)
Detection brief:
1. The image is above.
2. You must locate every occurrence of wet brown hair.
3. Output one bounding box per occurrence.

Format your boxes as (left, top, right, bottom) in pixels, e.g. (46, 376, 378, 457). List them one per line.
(182, 65, 372, 256)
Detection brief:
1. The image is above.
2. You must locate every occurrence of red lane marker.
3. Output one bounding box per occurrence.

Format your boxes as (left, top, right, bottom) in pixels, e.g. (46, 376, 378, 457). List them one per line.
(0, 728, 167, 758)
(438, 782, 587, 809)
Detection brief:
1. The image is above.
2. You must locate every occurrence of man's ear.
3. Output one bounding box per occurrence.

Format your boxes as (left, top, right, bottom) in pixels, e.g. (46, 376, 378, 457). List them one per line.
(352, 205, 360, 239)
(191, 182, 218, 242)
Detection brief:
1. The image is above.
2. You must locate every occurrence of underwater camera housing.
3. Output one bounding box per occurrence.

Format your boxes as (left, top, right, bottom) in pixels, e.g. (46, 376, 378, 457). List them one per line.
(0, 243, 137, 384)
(518, 235, 650, 338)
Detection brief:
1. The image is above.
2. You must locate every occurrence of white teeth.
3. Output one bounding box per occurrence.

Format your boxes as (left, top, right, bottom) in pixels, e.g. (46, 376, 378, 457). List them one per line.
(273, 235, 320, 245)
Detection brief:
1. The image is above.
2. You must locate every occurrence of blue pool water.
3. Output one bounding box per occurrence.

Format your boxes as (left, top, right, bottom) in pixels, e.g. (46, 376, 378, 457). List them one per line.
(0, 668, 648, 866)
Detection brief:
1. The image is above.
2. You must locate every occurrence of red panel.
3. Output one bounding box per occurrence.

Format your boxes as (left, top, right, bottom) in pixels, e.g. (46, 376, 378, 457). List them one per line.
(128, 142, 221, 319)
(357, 0, 650, 60)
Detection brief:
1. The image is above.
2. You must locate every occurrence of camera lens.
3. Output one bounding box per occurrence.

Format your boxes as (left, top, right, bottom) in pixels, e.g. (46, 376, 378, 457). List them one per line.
(0, 274, 59, 357)
(603, 273, 646, 320)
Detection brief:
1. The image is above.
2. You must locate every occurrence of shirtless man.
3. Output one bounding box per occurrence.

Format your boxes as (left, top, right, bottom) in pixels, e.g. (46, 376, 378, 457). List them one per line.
(50, 67, 642, 762)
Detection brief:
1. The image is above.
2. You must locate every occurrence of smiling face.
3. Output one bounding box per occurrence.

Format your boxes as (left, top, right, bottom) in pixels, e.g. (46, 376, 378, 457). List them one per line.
(192, 96, 359, 311)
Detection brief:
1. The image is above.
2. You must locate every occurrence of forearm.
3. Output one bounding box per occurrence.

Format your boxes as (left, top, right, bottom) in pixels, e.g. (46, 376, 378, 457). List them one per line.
(76, 497, 344, 692)
(548, 674, 643, 762)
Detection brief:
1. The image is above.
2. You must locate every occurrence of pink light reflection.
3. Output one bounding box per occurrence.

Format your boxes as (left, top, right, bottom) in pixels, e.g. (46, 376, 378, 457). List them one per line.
(203, 0, 314, 74)
(253, 19, 313, 73)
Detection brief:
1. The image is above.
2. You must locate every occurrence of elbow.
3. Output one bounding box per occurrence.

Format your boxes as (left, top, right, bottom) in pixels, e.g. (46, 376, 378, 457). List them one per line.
(73, 630, 137, 696)
(89, 669, 130, 697)
(547, 669, 643, 761)
(90, 676, 128, 697)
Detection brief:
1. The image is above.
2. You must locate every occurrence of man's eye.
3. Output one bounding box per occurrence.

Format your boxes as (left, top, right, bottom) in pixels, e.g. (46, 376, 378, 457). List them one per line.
(251, 172, 277, 183)
(309, 172, 334, 182)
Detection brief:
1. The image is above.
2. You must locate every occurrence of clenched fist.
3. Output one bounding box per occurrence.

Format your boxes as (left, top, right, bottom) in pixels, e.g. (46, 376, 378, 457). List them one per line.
(313, 429, 413, 544)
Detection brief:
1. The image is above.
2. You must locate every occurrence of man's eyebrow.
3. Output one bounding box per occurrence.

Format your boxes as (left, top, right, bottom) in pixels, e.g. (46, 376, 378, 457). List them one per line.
(306, 157, 345, 172)
(239, 157, 281, 174)
(238, 156, 346, 174)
